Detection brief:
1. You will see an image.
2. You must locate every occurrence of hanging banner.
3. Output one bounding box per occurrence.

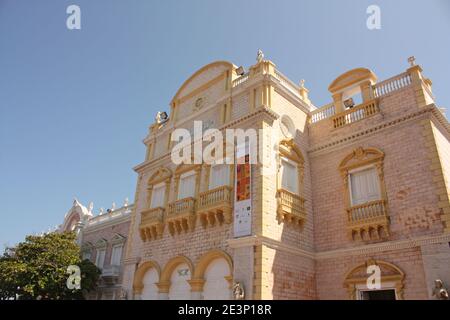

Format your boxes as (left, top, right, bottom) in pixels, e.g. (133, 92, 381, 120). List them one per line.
(233, 142, 252, 238)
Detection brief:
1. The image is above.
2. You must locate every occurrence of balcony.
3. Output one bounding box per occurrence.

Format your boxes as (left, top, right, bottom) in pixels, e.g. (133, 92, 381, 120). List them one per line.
(198, 186, 233, 228)
(347, 199, 390, 241)
(331, 99, 380, 129)
(167, 197, 196, 235)
(139, 207, 165, 241)
(276, 189, 306, 228)
(101, 265, 121, 285)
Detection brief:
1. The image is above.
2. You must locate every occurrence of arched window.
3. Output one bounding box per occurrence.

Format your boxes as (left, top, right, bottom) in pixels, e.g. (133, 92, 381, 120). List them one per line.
(339, 147, 389, 241)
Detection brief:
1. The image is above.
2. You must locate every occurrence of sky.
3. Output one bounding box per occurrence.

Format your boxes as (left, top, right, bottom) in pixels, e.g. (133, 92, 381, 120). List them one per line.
(1, 0, 449, 248)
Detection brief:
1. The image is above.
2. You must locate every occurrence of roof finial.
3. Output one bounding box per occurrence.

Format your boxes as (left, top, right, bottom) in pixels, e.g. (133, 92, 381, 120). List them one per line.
(408, 56, 416, 67)
(256, 49, 264, 63)
(299, 79, 305, 88)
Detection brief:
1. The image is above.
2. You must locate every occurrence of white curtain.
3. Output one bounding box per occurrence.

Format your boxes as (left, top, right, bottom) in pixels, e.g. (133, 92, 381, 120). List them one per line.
(281, 159, 298, 194)
(209, 164, 230, 189)
(350, 167, 381, 205)
(150, 183, 165, 208)
(111, 245, 123, 266)
(95, 249, 106, 268)
(178, 171, 196, 199)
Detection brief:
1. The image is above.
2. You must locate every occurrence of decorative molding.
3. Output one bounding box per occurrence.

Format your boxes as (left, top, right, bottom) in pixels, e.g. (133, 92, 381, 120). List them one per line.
(227, 233, 450, 261)
(343, 259, 405, 300)
(133, 260, 161, 294)
(134, 106, 279, 174)
(308, 104, 440, 155)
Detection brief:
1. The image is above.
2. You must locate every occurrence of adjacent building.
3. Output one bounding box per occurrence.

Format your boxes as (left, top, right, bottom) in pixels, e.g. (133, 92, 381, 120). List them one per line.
(60, 199, 132, 299)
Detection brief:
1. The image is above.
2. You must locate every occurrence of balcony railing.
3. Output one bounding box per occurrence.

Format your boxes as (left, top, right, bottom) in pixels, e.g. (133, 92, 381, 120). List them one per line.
(346, 199, 390, 240)
(167, 197, 196, 235)
(102, 265, 121, 277)
(141, 207, 164, 225)
(310, 103, 336, 123)
(168, 197, 195, 217)
(373, 72, 412, 98)
(198, 185, 233, 227)
(139, 207, 165, 241)
(277, 189, 306, 228)
(101, 265, 121, 284)
(331, 99, 380, 129)
(232, 73, 249, 88)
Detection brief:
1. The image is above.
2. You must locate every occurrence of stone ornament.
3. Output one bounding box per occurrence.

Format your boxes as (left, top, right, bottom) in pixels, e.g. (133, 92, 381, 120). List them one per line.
(432, 279, 449, 300)
(232, 282, 245, 300)
(256, 49, 264, 63)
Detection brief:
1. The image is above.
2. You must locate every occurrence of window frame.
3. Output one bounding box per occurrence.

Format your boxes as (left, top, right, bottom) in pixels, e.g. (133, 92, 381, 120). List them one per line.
(150, 182, 166, 208)
(95, 248, 106, 269)
(280, 156, 300, 195)
(177, 170, 197, 199)
(348, 164, 382, 206)
(110, 244, 123, 267)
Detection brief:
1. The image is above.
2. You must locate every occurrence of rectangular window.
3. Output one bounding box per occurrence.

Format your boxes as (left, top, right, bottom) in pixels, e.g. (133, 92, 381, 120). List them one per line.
(178, 171, 196, 199)
(95, 249, 106, 269)
(150, 182, 166, 208)
(281, 158, 298, 194)
(349, 167, 381, 206)
(110, 245, 123, 266)
(209, 164, 230, 189)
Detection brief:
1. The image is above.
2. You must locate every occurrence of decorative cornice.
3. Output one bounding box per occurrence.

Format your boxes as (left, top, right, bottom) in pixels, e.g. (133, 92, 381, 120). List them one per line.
(83, 212, 131, 234)
(308, 104, 441, 155)
(227, 232, 450, 261)
(133, 106, 279, 173)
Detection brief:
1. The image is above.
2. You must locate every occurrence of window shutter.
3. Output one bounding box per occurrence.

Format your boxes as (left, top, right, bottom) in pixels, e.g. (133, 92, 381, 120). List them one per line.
(150, 183, 165, 208)
(350, 167, 381, 205)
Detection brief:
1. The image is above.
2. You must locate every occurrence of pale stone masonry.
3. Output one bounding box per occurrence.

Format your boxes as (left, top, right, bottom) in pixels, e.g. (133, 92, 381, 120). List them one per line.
(63, 56, 450, 300)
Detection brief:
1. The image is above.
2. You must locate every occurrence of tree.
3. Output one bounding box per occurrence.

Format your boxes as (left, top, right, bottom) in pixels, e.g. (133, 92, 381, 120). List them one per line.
(0, 231, 100, 300)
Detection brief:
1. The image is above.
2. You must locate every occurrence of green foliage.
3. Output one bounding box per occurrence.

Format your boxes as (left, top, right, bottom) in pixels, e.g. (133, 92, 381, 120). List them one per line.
(0, 232, 100, 300)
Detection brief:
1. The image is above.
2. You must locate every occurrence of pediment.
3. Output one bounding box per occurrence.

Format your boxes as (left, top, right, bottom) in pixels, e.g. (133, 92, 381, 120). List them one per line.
(171, 61, 234, 103)
(328, 68, 377, 94)
(339, 147, 384, 171)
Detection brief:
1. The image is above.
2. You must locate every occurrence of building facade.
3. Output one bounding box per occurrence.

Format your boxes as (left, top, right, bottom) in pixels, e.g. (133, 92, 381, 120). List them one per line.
(60, 199, 132, 300)
(64, 54, 450, 300)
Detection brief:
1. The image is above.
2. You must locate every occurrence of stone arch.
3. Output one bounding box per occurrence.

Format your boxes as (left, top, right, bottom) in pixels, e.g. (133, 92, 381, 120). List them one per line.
(343, 259, 405, 300)
(133, 260, 161, 295)
(193, 249, 233, 280)
(160, 255, 195, 283)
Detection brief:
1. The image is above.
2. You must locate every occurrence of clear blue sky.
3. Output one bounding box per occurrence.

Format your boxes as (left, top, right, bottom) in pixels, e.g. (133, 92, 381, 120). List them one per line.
(1, 0, 449, 248)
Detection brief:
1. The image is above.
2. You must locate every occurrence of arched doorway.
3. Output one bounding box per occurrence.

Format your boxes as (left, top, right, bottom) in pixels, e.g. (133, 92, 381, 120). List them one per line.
(133, 260, 161, 300)
(203, 258, 232, 300)
(141, 268, 159, 300)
